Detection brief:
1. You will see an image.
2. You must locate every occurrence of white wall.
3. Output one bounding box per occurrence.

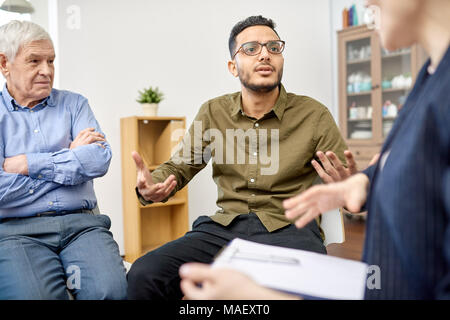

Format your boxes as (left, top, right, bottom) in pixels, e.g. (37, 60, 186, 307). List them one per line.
(33, 0, 335, 255)
(29, 0, 48, 30)
(0, 9, 31, 88)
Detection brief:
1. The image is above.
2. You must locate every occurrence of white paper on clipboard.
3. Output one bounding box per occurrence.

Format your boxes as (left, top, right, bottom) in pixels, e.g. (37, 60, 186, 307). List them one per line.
(212, 238, 368, 300)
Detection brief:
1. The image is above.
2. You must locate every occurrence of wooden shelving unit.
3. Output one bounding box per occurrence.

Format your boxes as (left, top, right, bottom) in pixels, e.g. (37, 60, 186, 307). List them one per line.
(120, 116, 189, 263)
(337, 25, 427, 168)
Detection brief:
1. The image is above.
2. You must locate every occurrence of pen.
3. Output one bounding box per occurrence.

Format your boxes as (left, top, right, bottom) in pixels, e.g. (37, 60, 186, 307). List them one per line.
(230, 248, 301, 265)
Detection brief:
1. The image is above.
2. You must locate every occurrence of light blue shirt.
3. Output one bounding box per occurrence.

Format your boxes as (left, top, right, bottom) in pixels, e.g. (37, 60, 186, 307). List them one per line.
(0, 85, 112, 219)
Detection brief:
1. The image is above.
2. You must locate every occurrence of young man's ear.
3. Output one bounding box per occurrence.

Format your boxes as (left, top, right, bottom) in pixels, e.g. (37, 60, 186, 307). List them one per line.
(228, 60, 239, 78)
(0, 53, 10, 78)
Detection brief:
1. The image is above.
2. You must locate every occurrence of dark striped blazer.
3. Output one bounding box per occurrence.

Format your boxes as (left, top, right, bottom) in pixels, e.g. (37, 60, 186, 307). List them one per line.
(362, 46, 450, 299)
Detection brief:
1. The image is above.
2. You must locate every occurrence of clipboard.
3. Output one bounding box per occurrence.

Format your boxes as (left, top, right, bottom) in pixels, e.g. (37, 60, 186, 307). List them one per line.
(212, 238, 368, 300)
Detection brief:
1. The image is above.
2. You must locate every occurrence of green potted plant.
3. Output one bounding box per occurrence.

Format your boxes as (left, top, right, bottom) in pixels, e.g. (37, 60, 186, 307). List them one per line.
(137, 86, 164, 116)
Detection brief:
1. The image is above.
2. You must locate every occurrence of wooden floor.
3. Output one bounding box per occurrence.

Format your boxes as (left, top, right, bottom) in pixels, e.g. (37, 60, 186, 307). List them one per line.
(326, 215, 366, 261)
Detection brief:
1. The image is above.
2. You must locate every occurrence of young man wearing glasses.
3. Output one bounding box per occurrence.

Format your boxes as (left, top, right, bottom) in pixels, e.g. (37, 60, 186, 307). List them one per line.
(127, 15, 349, 300)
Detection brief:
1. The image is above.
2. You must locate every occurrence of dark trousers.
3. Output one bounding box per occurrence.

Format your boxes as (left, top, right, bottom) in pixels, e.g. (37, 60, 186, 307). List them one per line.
(127, 213, 326, 300)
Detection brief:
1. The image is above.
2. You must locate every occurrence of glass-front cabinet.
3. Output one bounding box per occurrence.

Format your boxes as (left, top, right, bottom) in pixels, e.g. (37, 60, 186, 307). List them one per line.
(345, 36, 373, 141)
(338, 25, 426, 169)
(380, 47, 412, 138)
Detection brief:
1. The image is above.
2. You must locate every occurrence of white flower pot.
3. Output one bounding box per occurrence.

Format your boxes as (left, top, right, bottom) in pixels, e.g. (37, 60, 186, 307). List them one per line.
(142, 103, 159, 117)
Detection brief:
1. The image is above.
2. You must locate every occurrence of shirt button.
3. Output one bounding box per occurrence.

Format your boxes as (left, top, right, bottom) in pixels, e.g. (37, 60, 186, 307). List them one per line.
(251, 194, 256, 197)
(255, 123, 260, 128)
(38, 175, 43, 179)
(49, 202, 54, 206)
(34, 129, 39, 133)
(29, 190, 34, 194)
(253, 152, 258, 156)
(30, 110, 34, 113)
(250, 178, 255, 183)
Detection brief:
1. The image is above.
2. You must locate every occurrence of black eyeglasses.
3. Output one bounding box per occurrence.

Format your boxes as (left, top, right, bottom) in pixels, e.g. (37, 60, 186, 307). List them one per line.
(232, 40, 286, 60)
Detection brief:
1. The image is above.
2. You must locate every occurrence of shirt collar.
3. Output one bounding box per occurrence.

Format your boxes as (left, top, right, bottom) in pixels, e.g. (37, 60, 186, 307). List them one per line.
(230, 84, 288, 121)
(2, 84, 56, 112)
(2, 84, 15, 112)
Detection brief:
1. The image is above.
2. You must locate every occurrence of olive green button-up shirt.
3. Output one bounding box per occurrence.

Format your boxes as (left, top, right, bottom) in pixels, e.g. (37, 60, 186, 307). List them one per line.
(137, 85, 347, 233)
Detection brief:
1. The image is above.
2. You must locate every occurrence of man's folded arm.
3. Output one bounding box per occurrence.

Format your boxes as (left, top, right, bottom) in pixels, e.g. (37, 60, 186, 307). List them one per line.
(0, 152, 61, 208)
(26, 143, 112, 186)
(25, 95, 112, 186)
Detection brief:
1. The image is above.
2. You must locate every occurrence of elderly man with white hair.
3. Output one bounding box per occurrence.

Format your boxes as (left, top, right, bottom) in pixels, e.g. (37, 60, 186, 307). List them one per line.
(0, 20, 127, 300)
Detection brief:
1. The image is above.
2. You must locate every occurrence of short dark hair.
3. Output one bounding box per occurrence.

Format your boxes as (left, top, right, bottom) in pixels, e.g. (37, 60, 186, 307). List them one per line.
(228, 15, 280, 58)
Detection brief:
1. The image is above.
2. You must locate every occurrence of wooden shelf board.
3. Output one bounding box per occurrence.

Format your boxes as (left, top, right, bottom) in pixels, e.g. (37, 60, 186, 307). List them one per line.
(348, 118, 372, 122)
(382, 87, 411, 93)
(382, 50, 411, 59)
(129, 116, 185, 122)
(347, 91, 372, 97)
(338, 25, 370, 34)
(347, 58, 371, 65)
(142, 243, 165, 254)
(140, 198, 186, 209)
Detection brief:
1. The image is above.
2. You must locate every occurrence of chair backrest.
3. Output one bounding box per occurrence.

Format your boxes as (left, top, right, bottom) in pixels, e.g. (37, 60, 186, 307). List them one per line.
(311, 176, 345, 246)
(320, 208, 345, 246)
(123, 260, 132, 273)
